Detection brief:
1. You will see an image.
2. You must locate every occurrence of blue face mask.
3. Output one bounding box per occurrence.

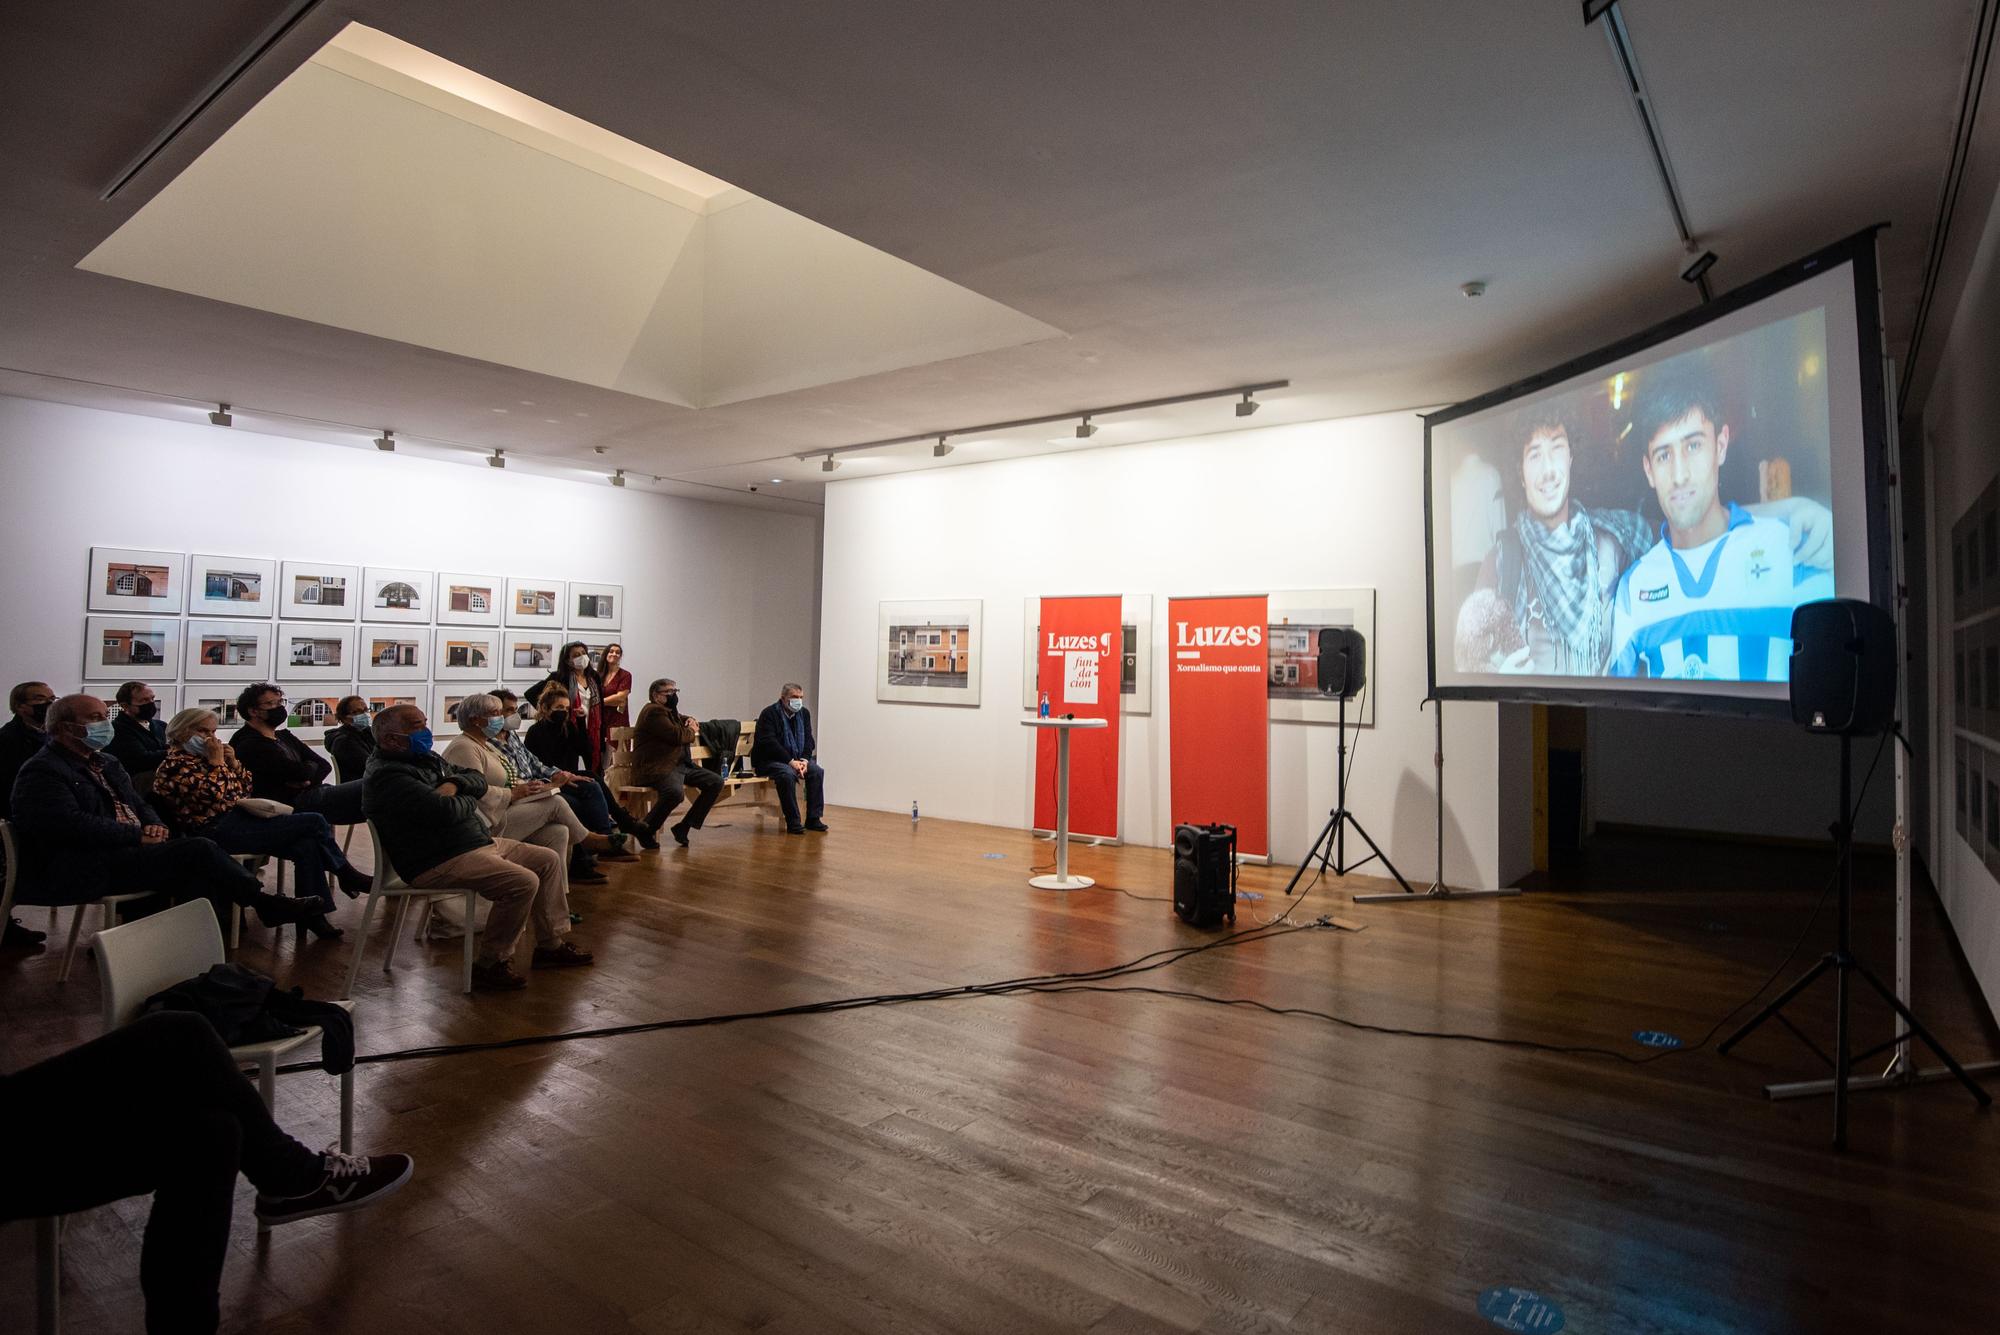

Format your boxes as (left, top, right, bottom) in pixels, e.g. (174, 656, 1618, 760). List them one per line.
(785, 697, 804, 714)
(483, 715, 506, 738)
(83, 720, 117, 751)
(348, 715, 371, 730)
(406, 728, 434, 757)
(182, 735, 209, 757)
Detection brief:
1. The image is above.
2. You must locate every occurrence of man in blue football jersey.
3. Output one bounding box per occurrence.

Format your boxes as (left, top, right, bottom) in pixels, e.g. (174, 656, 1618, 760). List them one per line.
(1608, 361, 1834, 680)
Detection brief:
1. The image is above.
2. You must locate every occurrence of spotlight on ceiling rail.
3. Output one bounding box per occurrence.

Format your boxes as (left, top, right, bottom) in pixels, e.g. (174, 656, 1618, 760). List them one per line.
(1236, 391, 1260, 418)
(488, 450, 506, 469)
(1075, 415, 1098, 439)
(208, 403, 233, 427)
(1680, 249, 1718, 285)
(374, 430, 395, 452)
(933, 435, 953, 458)
(610, 469, 626, 488)
(821, 455, 839, 473)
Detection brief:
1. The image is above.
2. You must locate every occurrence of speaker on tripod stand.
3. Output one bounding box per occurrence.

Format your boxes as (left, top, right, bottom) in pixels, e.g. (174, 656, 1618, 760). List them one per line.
(1281, 627, 1414, 897)
(1719, 598, 1989, 1148)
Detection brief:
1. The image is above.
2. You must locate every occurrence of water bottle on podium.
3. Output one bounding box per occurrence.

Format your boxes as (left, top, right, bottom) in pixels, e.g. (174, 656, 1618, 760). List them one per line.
(1038, 691, 1050, 719)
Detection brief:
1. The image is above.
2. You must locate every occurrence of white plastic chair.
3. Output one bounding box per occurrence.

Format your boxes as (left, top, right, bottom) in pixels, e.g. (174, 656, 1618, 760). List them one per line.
(343, 821, 478, 998)
(225, 853, 300, 952)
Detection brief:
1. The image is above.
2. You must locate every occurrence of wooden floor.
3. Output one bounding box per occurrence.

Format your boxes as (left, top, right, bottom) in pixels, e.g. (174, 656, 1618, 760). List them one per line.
(4, 804, 1999, 1334)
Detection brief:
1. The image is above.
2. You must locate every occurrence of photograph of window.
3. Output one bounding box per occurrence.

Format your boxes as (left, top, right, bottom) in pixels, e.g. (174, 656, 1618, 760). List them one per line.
(183, 620, 273, 682)
(435, 627, 502, 680)
(506, 577, 565, 627)
(277, 622, 354, 680)
(437, 572, 503, 626)
(83, 615, 183, 681)
(1267, 588, 1378, 725)
(279, 561, 360, 621)
(276, 684, 350, 741)
(363, 567, 433, 624)
(87, 547, 184, 614)
(568, 582, 623, 631)
(360, 631, 427, 682)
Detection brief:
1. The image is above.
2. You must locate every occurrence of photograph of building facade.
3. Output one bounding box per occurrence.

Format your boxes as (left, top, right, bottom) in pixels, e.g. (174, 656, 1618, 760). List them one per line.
(202, 569, 261, 602)
(285, 696, 338, 729)
(199, 633, 260, 667)
(193, 695, 244, 727)
(372, 580, 420, 610)
(887, 621, 972, 685)
(372, 638, 420, 667)
(366, 693, 418, 714)
(449, 585, 492, 613)
(293, 574, 347, 606)
(288, 635, 344, 667)
(444, 640, 489, 669)
(515, 587, 557, 616)
(106, 562, 170, 598)
(576, 592, 614, 619)
(101, 628, 165, 665)
(512, 642, 553, 669)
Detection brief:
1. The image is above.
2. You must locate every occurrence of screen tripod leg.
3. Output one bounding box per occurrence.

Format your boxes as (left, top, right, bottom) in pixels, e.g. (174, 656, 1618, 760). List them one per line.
(1718, 952, 1840, 1057)
(1850, 957, 1992, 1106)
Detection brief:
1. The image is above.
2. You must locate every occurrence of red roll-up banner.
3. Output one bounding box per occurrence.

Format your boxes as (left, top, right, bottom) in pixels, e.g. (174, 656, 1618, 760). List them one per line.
(1166, 594, 1269, 858)
(1033, 595, 1122, 839)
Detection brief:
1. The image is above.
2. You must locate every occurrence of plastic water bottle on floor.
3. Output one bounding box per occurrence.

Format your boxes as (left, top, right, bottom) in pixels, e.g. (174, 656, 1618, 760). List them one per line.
(912, 800, 920, 825)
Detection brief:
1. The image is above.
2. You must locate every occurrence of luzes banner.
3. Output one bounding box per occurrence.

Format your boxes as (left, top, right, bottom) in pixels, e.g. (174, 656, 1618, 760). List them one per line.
(1166, 594, 1269, 857)
(1033, 595, 1122, 839)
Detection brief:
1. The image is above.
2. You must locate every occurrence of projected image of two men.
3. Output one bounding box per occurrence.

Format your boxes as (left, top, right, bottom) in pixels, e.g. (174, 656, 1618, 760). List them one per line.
(1441, 307, 1836, 684)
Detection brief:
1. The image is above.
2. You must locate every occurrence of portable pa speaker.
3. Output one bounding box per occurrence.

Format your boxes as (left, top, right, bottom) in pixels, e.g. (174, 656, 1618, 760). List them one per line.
(1789, 598, 1896, 736)
(1172, 823, 1237, 927)
(1316, 627, 1366, 700)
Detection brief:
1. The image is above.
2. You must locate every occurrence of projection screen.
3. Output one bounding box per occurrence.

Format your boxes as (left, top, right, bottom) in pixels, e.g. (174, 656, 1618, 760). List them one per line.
(1425, 229, 1890, 717)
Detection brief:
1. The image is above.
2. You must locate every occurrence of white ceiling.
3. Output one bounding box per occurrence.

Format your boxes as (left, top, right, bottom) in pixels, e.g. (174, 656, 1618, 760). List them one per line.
(0, 2, 1985, 511)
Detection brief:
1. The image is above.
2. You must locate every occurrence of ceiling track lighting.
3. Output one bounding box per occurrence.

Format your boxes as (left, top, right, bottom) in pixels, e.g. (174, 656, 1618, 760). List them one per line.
(821, 455, 840, 473)
(610, 469, 626, 487)
(373, 430, 395, 452)
(1074, 416, 1098, 439)
(1235, 392, 1260, 418)
(208, 402, 233, 427)
(933, 435, 953, 458)
(488, 450, 506, 469)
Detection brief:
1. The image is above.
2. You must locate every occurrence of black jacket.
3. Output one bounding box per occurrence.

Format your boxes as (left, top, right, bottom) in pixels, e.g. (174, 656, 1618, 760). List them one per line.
(229, 727, 332, 802)
(9, 744, 161, 904)
(107, 712, 168, 777)
(0, 716, 46, 820)
(524, 714, 590, 773)
(751, 702, 815, 770)
(361, 750, 492, 882)
(325, 723, 376, 783)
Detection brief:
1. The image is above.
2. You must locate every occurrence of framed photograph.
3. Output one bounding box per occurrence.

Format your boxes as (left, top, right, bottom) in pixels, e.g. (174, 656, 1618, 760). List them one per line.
(362, 567, 435, 625)
(98, 684, 179, 721)
(276, 622, 355, 681)
(183, 620, 274, 682)
(1267, 588, 1378, 726)
(503, 634, 561, 683)
(278, 561, 359, 621)
(87, 547, 184, 614)
(83, 615, 182, 681)
(436, 573, 503, 627)
(359, 629, 429, 682)
(568, 581, 623, 632)
(275, 684, 350, 742)
(432, 684, 476, 731)
(878, 599, 982, 706)
(505, 577, 565, 629)
(362, 691, 420, 720)
(187, 686, 254, 731)
(1023, 593, 1154, 715)
(433, 627, 501, 681)
(188, 555, 276, 618)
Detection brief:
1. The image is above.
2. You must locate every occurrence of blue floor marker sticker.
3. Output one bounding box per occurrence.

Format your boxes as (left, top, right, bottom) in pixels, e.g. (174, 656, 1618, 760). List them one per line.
(1633, 1029, 1684, 1049)
(980, 853, 1006, 860)
(1235, 889, 1264, 902)
(1477, 1287, 1565, 1332)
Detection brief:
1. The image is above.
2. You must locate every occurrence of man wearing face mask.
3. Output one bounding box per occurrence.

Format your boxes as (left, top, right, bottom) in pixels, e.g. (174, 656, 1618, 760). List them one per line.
(9, 695, 319, 928)
(107, 680, 170, 780)
(632, 677, 723, 847)
(0, 681, 56, 945)
(752, 682, 827, 835)
(364, 704, 593, 991)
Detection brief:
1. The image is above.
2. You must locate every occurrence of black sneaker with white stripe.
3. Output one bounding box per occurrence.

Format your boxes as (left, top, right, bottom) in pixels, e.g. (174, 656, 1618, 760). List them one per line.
(254, 1147, 414, 1226)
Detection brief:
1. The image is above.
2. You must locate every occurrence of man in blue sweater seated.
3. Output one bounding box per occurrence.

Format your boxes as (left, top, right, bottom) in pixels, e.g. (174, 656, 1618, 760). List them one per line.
(752, 682, 827, 835)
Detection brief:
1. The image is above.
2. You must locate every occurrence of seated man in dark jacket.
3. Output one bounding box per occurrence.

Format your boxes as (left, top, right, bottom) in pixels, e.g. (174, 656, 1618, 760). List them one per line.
(751, 682, 827, 835)
(363, 704, 593, 992)
(1, 680, 57, 945)
(10, 695, 318, 927)
(106, 680, 169, 781)
(230, 683, 364, 824)
(631, 677, 723, 847)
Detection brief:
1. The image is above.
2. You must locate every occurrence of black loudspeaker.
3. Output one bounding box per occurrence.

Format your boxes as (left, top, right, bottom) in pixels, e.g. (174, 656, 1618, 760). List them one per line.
(1316, 627, 1366, 700)
(1790, 598, 1896, 736)
(1173, 823, 1237, 927)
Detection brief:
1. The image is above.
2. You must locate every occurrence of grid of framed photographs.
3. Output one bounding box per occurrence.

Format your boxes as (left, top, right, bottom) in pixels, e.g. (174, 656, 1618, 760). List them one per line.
(77, 547, 623, 740)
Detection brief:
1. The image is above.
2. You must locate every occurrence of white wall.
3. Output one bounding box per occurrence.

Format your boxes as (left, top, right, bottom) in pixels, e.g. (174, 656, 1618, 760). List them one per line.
(1922, 170, 2000, 1018)
(0, 397, 820, 724)
(817, 412, 1524, 891)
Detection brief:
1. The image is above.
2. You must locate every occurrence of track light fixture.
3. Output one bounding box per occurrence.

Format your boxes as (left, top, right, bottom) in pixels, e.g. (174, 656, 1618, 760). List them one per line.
(821, 455, 840, 473)
(1235, 392, 1260, 418)
(933, 435, 953, 458)
(1075, 416, 1097, 439)
(208, 403, 232, 427)
(374, 430, 395, 452)
(1680, 250, 1718, 285)
(488, 450, 506, 469)
(592, 445, 608, 455)
(610, 469, 626, 487)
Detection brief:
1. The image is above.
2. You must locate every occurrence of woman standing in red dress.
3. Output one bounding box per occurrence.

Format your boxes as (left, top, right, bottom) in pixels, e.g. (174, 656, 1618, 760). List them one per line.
(599, 642, 633, 736)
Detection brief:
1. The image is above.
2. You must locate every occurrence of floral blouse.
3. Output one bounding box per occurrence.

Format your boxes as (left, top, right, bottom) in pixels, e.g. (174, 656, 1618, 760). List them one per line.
(151, 746, 253, 830)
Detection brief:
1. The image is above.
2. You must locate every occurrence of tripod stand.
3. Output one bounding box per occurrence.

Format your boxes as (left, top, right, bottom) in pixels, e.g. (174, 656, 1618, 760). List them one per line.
(1718, 730, 1991, 1149)
(1354, 696, 1519, 904)
(1283, 673, 1414, 898)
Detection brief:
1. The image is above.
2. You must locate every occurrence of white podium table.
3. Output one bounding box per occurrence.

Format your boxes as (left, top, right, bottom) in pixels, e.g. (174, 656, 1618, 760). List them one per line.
(1023, 716, 1110, 890)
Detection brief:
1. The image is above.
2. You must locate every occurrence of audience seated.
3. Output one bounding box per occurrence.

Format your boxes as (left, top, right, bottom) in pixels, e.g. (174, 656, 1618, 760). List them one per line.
(517, 684, 654, 851)
(441, 692, 625, 886)
(532, 641, 607, 773)
(151, 707, 375, 939)
(364, 703, 594, 991)
(10, 695, 318, 928)
(1, 680, 56, 947)
(631, 677, 723, 848)
(106, 680, 169, 780)
(753, 682, 829, 835)
(325, 695, 377, 783)
(228, 683, 365, 824)
(0, 1010, 411, 1334)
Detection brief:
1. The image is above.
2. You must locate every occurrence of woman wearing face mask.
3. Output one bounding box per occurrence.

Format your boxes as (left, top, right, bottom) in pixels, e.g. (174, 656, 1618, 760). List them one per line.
(106, 680, 169, 781)
(599, 643, 633, 734)
(326, 695, 377, 784)
(533, 641, 606, 774)
(518, 685, 653, 850)
(146, 708, 373, 939)
(440, 692, 626, 886)
(227, 683, 367, 825)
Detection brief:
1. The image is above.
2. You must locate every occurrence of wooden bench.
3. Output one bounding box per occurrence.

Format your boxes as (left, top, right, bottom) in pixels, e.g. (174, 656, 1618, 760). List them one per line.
(605, 721, 798, 826)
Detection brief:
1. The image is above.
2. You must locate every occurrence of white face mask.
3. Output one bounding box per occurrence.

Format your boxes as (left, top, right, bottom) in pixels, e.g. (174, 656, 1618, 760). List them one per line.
(570, 654, 590, 671)
(502, 713, 521, 732)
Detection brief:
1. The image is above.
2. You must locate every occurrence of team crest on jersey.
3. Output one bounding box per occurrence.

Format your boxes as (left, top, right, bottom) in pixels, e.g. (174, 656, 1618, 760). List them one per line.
(1637, 584, 1669, 603)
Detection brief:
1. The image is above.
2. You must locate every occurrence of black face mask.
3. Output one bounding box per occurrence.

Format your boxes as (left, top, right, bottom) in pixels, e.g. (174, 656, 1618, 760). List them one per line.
(262, 706, 289, 728)
(135, 701, 159, 721)
(29, 700, 50, 726)
(664, 692, 680, 710)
